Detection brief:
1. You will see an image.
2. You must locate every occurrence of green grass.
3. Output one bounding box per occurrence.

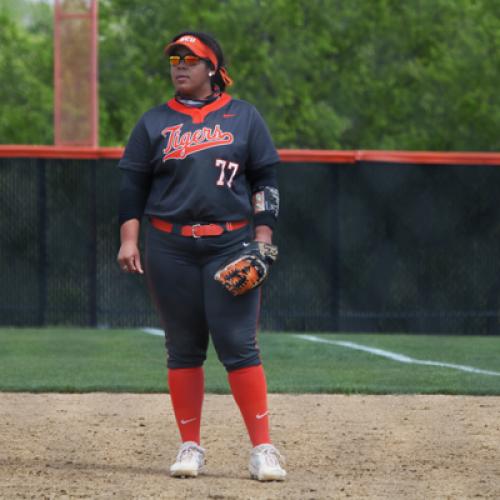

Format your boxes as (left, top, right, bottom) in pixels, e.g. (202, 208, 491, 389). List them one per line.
(0, 328, 499, 394)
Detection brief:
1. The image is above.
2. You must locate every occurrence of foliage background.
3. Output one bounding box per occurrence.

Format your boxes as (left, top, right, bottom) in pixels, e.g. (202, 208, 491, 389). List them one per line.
(0, 0, 499, 150)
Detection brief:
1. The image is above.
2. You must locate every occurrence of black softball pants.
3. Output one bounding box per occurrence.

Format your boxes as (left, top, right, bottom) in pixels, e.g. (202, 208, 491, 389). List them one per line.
(145, 222, 262, 371)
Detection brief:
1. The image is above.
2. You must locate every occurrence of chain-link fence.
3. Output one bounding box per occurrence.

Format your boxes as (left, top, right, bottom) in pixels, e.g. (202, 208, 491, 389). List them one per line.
(1, 157, 500, 334)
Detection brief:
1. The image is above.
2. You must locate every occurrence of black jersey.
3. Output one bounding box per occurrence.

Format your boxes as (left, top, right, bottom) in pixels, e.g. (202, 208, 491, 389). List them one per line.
(118, 94, 279, 224)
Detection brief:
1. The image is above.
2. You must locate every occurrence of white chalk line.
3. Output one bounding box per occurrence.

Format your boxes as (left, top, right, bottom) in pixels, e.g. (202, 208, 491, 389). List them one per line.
(295, 334, 500, 377)
(141, 328, 500, 377)
(142, 327, 164, 336)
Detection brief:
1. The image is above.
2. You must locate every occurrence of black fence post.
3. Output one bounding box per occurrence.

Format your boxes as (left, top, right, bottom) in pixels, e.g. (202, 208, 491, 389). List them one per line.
(37, 158, 47, 326)
(88, 161, 97, 326)
(331, 165, 339, 332)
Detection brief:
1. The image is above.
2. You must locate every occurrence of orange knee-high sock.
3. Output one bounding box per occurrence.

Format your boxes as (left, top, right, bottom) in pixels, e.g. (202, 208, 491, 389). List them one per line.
(228, 364, 270, 447)
(168, 367, 204, 444)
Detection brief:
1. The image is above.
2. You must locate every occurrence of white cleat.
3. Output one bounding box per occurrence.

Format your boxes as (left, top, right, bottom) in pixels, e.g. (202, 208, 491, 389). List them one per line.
(249, 443, 287, 481)
(170, 441, 205, 478)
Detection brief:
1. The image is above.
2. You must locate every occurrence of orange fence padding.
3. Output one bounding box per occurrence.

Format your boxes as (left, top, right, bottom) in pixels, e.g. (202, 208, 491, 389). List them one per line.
(0, 145, 499, 165)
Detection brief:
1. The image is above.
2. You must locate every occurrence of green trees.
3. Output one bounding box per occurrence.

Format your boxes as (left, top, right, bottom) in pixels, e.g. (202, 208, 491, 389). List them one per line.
(0, 5, 53, 144)
(330, 0, 500, 151)
(1, 0, 499, 150)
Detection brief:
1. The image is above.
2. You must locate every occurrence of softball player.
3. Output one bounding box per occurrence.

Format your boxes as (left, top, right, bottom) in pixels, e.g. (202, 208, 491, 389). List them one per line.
(117, 31, 286, 481)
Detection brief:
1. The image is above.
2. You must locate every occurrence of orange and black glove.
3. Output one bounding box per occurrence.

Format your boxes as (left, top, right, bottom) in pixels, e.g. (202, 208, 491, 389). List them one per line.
(214, 242, 278, 296)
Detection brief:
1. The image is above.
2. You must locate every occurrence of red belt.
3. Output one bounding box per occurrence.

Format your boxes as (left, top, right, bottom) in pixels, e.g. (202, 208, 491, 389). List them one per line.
(150, 217, 248, 238)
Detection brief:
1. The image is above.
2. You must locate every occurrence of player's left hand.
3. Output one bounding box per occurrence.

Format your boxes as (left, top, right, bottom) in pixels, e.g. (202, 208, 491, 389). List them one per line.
(254, 225, 273, 244)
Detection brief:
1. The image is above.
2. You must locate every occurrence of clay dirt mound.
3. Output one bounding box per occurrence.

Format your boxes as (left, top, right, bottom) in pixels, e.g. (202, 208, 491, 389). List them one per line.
(1, 393, 499, 499)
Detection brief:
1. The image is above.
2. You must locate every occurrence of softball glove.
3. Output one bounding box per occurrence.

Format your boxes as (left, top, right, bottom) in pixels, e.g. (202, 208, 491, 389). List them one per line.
(214, 241, 278, 296)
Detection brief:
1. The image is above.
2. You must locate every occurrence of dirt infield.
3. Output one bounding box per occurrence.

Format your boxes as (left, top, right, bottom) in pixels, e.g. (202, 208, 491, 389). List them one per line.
(1, 394, 499, 499)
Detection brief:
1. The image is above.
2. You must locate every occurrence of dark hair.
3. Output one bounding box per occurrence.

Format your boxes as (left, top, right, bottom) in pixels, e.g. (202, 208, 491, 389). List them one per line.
(170, 31, 229, 91)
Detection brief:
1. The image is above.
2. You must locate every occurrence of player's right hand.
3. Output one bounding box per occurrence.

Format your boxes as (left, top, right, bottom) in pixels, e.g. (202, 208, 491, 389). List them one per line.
(117, 241, 144, 274)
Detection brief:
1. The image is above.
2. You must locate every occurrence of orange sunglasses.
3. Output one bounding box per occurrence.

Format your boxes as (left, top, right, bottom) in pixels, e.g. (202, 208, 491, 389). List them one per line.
(169, 55, 203, 66)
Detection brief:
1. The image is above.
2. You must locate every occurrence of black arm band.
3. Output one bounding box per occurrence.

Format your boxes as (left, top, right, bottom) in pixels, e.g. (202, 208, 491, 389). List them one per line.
(247, 162, 280, 229)
(252, 185, 280, 230)
(118, 169, 152, 226)
(254, 211, 277, 229)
